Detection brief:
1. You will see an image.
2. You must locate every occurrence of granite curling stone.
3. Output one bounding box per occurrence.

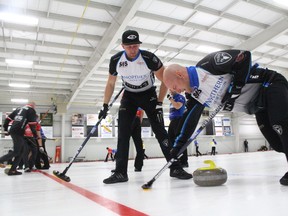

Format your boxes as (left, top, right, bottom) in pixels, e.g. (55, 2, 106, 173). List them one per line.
(193, 160, 227, 186)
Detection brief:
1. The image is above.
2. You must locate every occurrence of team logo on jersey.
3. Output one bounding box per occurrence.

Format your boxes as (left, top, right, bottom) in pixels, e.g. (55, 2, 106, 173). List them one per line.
(214, 52, 232, 65)
(273, 125, 283, 135)
(192, 88, 202, 98)
(119, 61, 128, 67)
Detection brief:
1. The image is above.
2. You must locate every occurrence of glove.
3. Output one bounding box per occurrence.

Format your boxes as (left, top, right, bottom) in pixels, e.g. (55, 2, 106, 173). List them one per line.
(98, 103, 109, 119)
(222, 82, 243, 103)
(170, 146, 181, 159)
(4, 131, 10, 136)
(155, 101, 164, 124)
(167, 94, 172, 100)
(39, 147, 45, 154)
(185, 92, 193, 100)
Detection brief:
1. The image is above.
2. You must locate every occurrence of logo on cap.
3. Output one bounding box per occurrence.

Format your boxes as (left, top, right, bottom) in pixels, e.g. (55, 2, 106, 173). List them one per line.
(127, 34, 137, 40)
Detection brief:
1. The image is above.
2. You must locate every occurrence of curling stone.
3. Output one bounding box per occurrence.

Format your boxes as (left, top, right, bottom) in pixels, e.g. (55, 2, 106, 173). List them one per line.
(193, 160, 227, 186)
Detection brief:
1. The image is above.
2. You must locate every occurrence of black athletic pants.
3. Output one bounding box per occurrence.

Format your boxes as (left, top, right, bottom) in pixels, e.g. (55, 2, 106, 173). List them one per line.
(131, 116, 144, 170)
(104, 153, 114, 162)
(0, 132, 25, 171)
(255, 76, 288, 164)
(211, 147, 216, 155)
(115, 88, 171, 174)
(35, 139, 50, 169)
(24, 137, 38, 169)
(168, 117, 188, 165)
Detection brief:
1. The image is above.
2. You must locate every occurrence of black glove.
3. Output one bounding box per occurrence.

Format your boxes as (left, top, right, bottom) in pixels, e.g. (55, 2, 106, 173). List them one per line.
(167, 94, 172, 100)
(170, 146, 181, 159)
(222, 82, 243, 103)
(185, 92, 193, 100)
(155, 101, 164, 123)
(98, 103, 109, 119)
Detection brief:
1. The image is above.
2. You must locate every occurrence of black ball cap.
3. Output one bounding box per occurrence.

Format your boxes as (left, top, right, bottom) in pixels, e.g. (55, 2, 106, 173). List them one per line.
(122, 30, 142, 45)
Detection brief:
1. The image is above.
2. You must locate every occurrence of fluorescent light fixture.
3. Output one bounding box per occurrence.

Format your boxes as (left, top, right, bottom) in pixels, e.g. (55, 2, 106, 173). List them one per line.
(5, 59, 33, 66)
(0, 12, 38, 26)
(197, 45, 220, 53)
(11, 98, 28, 103)
(9, 83, 30, 88)
(273, 0, 288, 7)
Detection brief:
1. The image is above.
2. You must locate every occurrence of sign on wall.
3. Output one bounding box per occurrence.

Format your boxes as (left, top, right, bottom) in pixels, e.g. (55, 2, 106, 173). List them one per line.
(40, 113, 53, 126)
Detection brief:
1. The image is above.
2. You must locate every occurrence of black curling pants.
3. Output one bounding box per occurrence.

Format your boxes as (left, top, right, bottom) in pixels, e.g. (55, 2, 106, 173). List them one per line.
(131, 116, 144, 170)
(168, 117, 188, 165)
(115, 88, 171, 174)
(0, 132, 25, 171)
(256, 79, 288, 163)
(35, 139, 50, 169)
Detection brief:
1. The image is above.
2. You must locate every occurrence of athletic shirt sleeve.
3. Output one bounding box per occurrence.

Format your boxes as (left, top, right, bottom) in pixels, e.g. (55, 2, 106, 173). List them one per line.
(109, 51, 124, 76)
(140, 50, 163, 72)
(3, 109, 18, 131)
(196, 49, 251, 85)
(109, 50, 163, 76)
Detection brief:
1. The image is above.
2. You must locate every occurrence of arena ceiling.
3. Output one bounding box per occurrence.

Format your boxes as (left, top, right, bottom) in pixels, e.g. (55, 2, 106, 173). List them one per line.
(1, 0, 288, 112)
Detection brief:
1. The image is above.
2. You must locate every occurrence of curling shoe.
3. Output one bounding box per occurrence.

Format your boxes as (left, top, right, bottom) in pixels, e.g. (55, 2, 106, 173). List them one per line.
(103, 172, 128, 184)
(134, 167, 142, 172)
(170, 167, 193, 179)
(6, 169, 22, 176)
(24, 167, 31, 173)
(280, 172, 288, 186)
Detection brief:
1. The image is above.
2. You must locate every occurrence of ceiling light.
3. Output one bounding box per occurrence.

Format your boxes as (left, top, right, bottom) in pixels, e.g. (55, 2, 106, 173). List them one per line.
(9, 83, 31, 88)
(11, 98, 28, 103)
(197, 45, 220, 53)
(5, 59, 33, 66)
(0, 12, 38, 26)
(273, 0, 288, 7)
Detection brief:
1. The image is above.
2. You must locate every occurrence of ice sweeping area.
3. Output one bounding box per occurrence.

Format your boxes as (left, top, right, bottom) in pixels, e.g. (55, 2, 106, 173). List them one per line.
(0, 151, 287, 216)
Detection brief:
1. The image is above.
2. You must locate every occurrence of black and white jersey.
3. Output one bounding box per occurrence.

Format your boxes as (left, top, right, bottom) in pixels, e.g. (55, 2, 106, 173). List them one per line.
(196, 49, 251, 86)
(4, 105, 38, 135)
(109, 50, 163, 92)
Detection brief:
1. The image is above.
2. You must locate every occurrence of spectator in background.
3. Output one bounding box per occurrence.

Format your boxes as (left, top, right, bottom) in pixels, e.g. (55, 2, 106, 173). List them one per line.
(194, 139, 202, 157)
(210, 139, 217, 156)
(105, 147, 114, 162)
(244, 139, 249, 152)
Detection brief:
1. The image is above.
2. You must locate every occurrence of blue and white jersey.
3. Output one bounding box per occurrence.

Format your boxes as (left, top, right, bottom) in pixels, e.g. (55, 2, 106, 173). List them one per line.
(187, 66, 232, 110)
(109, 50, 163, 93)
(186, 66, 261, 113)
